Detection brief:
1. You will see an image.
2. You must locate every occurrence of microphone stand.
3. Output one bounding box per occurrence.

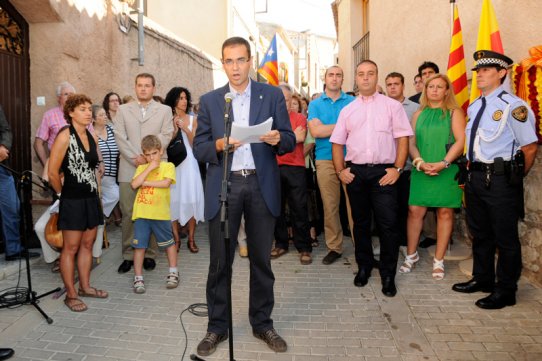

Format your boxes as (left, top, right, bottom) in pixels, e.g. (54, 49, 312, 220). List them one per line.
(219, 104, 236, 361)
(0, 163, 61, 323)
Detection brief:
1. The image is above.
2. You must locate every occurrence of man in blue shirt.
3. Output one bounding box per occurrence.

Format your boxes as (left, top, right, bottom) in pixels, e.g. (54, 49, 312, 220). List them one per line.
(307, 66, 355, 265)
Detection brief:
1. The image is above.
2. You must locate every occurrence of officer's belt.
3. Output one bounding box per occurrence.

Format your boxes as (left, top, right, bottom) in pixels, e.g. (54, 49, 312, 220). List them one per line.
(469, 161, 511, 173)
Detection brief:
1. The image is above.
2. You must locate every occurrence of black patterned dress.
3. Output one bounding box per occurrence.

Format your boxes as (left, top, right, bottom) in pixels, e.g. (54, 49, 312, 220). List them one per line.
(58, 125, 104, 230)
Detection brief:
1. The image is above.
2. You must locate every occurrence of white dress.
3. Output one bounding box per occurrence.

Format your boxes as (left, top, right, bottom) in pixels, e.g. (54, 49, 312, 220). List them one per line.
(170, 115, 205, 225)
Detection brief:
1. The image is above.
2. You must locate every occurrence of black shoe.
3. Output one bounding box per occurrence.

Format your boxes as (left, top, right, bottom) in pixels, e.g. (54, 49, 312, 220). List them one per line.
(143, 258, 156, 271)
(5, 250, 40, 261)
(475, 291, 516, 309)
(354, 268, 370, 287)
(452, 279, 494, 294)
(418, 237, 436, 248)
(117, 260, 133, 274)
(0, 348, 14, 360)
(253, 328, 287, 353)
(381, 276, 397, 297)
(322, 251, 341, 265)
(196, 332, 228, 356)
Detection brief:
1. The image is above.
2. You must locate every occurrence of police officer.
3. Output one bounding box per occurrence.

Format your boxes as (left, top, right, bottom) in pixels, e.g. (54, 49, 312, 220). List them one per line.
(452, 50, 538, 309)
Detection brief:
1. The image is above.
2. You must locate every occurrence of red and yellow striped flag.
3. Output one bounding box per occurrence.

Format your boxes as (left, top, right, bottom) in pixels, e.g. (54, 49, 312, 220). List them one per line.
(469, 0, 504, 103)
(447, 3, 469, 114)
(258, 34, 279, 86)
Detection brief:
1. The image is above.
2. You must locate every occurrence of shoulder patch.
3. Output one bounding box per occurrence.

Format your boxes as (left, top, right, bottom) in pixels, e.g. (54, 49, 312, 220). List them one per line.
(511, 106, 528, 122)
(492, 110, 503, 121)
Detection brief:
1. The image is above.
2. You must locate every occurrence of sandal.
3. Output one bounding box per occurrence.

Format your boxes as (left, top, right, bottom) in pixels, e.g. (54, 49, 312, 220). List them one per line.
(166, 272, 179, 289)
(78, 287, 109, 299)
(51, 259, 60, 273)
(188, 239, 199, 253)
(270, 247, 288, 259)
(133, 279, 146, 294)
(399, 251, 419, 274)
(311, 238, 319, 248)
(432, 258, 445, 280)
(64, 297, 88, 312)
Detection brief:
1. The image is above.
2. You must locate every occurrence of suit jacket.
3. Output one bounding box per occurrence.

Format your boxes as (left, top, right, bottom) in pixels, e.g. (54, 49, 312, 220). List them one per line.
(113, 100, 174, 182)
(194, 81, 295, 220)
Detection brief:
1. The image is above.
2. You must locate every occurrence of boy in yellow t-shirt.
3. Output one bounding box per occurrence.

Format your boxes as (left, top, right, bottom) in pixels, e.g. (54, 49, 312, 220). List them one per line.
(131, 135, 177, 294)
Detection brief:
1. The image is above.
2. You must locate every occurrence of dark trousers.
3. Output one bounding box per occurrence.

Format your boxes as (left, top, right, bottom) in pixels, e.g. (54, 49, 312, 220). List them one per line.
(274, 165, 312, 252)
(346, 164, 400, 278)
(206, 173, 276, 334)
(465, 171, 522, 292)
(396, 170, 411, 247)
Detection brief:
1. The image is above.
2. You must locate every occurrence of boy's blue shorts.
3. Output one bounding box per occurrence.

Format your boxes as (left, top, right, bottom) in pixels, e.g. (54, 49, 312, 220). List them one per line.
(132, 219, 174, 250)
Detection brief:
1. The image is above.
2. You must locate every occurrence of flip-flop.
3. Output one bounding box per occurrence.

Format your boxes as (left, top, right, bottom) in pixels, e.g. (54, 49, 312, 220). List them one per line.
(64, 297, 88, 312)
(78, 287, 109, 299)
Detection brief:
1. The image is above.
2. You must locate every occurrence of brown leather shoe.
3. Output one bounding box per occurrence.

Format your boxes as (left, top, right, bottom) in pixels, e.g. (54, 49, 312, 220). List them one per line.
(270, 247, 288, 259)
(300, 252, 312, 265)
(196, 332, 228, 356)
(253, 328, 287, 352)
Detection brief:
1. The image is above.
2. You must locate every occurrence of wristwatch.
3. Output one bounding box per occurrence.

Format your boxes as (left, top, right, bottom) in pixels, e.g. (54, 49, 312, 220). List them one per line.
(441, 159, 451, 168)
(395, 167, 403, 174)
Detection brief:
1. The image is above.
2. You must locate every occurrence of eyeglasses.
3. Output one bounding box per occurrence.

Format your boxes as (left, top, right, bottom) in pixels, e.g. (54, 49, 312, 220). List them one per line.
(223, 57, 249, 67)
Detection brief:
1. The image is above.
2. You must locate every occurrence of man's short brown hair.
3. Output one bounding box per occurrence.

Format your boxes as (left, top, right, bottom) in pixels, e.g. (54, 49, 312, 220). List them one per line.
(135, 73, 156, 86)
(221, 37, 251, 59)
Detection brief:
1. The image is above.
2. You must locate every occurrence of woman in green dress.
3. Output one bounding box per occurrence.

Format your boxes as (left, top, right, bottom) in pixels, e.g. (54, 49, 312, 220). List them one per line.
(399, 74, 466, 280)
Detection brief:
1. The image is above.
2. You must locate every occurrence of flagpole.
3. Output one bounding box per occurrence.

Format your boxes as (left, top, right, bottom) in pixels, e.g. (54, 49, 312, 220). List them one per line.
(450, 0, 455, 37)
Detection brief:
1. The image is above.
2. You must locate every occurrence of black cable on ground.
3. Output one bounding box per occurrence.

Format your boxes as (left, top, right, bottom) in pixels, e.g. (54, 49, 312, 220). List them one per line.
(179, 303, 208, 361)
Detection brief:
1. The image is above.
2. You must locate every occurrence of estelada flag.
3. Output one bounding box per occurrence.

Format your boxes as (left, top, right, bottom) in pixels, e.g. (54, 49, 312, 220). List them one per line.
(447, 3, 469, 114)
(258, 34, 279, 86)
(469, 0, 504, 103)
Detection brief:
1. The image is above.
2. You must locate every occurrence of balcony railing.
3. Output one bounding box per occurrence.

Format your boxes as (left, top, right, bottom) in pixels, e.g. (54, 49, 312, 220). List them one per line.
(353, 32, 370, 67)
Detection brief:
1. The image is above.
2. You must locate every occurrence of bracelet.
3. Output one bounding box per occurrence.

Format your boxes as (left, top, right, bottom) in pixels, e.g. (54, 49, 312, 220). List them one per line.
(336, 168, 345, 176)
(441, 159, 450, 168)
(412, 157, 423, 168)
(416, 161, 425, 172)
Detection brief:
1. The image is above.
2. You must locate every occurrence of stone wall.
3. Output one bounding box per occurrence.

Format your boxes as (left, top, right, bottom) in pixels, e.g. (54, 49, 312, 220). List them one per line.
(520, 150, 542, 285)
(11, 0, 215, 178)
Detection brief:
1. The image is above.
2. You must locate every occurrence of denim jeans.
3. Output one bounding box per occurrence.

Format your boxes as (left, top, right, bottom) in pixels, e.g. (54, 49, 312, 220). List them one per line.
(0, 166, 21, 256)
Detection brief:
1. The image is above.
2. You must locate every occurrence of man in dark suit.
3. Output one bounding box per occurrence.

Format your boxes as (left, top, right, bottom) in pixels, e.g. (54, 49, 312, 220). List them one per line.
(193, 37, 295, 357)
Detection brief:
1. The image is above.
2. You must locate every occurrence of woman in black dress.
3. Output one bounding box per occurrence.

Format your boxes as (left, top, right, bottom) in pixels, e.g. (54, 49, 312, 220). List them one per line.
(48, 94, 107, 312)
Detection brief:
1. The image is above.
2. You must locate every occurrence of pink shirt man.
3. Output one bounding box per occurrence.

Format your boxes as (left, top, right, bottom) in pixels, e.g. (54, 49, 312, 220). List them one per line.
(330, 92, 412, 164)
(35, 106, 66, 150)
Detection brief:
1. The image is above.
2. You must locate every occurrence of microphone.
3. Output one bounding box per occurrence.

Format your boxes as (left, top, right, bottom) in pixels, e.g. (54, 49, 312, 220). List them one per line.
(224, 92, 234, 121)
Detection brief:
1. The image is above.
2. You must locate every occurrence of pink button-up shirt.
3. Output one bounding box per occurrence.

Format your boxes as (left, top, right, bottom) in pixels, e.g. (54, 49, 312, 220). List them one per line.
(330, 92, 413, 164)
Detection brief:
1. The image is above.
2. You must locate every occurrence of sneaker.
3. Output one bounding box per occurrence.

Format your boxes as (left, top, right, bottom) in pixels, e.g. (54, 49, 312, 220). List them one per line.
(197, 332, 228, 356)
(166, 271, 179, 289)
(133, 279, 146, 294)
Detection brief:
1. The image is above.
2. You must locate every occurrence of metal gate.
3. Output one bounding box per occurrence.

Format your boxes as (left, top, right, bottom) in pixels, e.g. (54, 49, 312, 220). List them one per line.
(0, 0, 30, 175)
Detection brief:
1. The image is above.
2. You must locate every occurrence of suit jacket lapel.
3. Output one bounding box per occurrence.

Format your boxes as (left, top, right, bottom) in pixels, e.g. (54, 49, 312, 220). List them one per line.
(249, 81, 263, 126)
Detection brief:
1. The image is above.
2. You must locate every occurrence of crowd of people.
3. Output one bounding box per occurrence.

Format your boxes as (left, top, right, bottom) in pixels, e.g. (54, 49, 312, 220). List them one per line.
(0, 35, 538, 358)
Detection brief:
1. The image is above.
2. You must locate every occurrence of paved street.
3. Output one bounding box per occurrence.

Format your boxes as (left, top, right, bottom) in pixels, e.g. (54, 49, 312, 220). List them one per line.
(1, 220, 542, 361)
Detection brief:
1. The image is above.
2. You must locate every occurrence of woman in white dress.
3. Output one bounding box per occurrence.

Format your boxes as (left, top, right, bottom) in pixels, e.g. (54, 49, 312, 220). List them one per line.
(165, 87, 204, 253)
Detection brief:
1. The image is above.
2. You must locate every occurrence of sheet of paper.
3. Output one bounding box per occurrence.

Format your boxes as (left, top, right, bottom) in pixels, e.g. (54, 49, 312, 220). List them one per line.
(230, 117, 273, 144)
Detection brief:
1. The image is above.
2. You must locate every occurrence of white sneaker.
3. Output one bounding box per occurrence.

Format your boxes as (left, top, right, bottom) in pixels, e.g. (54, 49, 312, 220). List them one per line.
(133, 279, 146, 294)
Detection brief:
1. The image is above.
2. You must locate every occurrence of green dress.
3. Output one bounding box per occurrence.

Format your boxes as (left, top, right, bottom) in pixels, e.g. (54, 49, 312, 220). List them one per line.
(409, 108, 462, 208)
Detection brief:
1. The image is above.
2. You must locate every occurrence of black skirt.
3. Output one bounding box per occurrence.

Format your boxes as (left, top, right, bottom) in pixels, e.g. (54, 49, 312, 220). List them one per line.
(58, 196, 104, 231)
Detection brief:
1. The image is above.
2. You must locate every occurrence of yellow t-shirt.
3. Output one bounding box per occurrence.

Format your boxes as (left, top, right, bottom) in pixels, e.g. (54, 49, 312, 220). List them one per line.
(132, 162, 176, 221)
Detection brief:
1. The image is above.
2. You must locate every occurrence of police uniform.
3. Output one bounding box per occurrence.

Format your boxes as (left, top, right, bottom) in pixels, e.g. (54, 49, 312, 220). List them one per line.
(454, 50, 538, 309)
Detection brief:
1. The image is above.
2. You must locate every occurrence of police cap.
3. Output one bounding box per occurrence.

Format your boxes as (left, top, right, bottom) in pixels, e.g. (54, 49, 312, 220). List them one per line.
(471, 50, 513, 71)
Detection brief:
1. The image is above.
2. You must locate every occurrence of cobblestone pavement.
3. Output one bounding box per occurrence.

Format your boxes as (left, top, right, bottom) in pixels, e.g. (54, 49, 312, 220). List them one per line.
(1, 221, 542, 361)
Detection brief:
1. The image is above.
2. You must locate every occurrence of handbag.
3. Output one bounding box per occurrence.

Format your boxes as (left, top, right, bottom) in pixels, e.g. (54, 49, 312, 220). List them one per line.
(167, 129, 187, 167)
(444, 110, 468, 186)
(45, 213, 63, 251)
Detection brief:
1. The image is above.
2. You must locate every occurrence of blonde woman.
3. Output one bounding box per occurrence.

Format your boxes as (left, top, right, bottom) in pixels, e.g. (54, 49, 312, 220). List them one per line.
(400, 74, 465, 279)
